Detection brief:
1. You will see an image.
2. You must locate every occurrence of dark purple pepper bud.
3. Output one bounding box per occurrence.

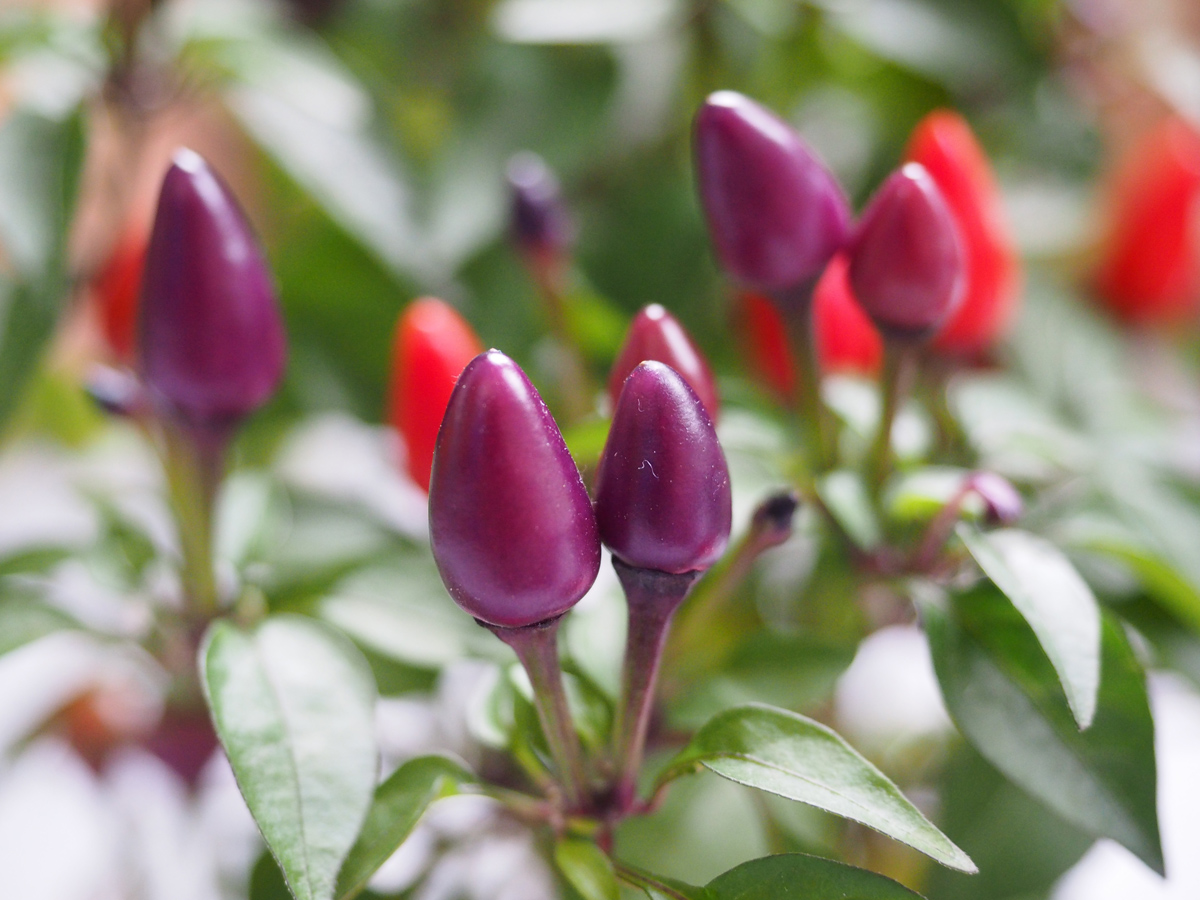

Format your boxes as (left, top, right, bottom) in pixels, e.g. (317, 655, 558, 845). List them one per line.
(595, 361, 732, 574)
(848, 163, 965, 341)
(694, 91, 851, 298)
(429, 349, 600, 628)
(608, 304, 720, 420)
(967, 472, 1023, 526)
(507, 152, 573, 262)
(138, 149, 286, 427)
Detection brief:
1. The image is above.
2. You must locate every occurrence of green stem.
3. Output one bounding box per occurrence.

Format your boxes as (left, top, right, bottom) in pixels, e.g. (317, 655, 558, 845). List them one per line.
(161, 421, 228, 620)
(774, 282, 836, 472)
(611, 560, 699, 812)
(612, 860, 696, 900)
(486, 616, 590, 811)
(867, 341, 913, 505)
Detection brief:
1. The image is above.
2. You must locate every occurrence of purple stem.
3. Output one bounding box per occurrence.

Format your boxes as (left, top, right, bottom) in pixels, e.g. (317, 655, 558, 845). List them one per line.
(484, 616, 589, 811)
(611, 559, 700, 811)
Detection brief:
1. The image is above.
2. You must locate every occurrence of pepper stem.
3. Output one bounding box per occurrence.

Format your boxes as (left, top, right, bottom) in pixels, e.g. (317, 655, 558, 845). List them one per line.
(774, 281, 835, 472)
(484, 616, 590, 811)
(611, 559, 700, 811)
(867, 340, 914, 503)
(161, 420, 229, 620)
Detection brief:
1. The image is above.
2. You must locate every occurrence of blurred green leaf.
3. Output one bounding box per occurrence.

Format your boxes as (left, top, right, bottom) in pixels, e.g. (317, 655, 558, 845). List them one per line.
(958, 525, 1100, 728)
(0, 593, 76, 657)
(0, 107, 83, 432)
(336, 755, 474, 900)
(656, 703, 975, 873)
(925, 743, 1091, 900)
(202, 615, 379, 900)
(555, 838, 619, 900)
(816, 471, 881, 550)
(706, 852, 926, 899)
(921, 584, 1163, 874)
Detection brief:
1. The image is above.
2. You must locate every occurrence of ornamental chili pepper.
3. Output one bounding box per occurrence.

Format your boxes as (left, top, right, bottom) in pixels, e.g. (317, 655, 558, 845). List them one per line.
(608, 304, 720, 420)
(694, 90, 851, 300)
(94, 222, 148, 363)
(389, 297, 483, 492)
(428, 349, 600, 629)
(1092, 116, 1200, 324)
(905, 109, 1020, 355)
(849, 163, 965, 342)
(139, 148, 286, 430)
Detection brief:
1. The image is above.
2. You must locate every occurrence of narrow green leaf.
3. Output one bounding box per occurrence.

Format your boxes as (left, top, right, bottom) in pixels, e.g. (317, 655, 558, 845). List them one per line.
(958, 525, 1100, 728)
(921, 586, 1163, 874)
(335, 755, 474, 900)
(612, 861, 710, 900)
(656, 703, 975, 873)
(202, 616, 378, 900)
(0, 593, 75, 657)
(816, 471, 881, 550)
(706, 853, 927, 899)
(0, 107, 83, 430)
(555, 838, 620, 900)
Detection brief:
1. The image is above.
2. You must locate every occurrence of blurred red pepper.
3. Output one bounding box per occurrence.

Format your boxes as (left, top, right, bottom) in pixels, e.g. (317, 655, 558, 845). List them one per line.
(389, 297, 483, 492)
(739, 254, 882, 402)
(93, 225, 148, 363)
(905, 110, 1020, 354)
(1092, 116, 1200, 324)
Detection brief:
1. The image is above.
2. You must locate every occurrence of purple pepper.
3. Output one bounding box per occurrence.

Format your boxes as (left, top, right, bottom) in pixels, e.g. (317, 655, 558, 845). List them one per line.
(608, 304, 720, 421)
(429, 349, 601, 628)
(595, 361, 732, 574)
(967, 472, 1023, 526)
(849, 162, 966, 341)
(694, 91, 851, 298)
(507, 152, 573, 262)
(138, 149, 286, 428)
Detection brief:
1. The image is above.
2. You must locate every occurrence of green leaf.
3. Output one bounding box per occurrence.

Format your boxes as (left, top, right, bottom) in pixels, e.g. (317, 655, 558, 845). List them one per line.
(555, 838, 619, 900)
(921, 585, 1163, 874)
(0, 593, 75, 656)
(202, 615, 379, 900)
(705, 853, 926, 899)
(0, 107, 83, 430)
(816, 471, 881, 550)
(335, 755, 474, 900)
(958, 525, 1100, 728)
(656, 703, 974, 873)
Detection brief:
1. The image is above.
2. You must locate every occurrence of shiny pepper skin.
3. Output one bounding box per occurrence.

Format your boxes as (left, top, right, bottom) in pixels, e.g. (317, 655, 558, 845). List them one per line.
(739, 255, 882, 401)
(694, 91, 851, 297)
(608, 304, 720, 420)
(138, 149, 286, 426)
(429, 350, 600, 628)
(1093, 116, 1200, 324)
(849, 163, 965, 341)
(595, 361, 732, 574)
(94, 224, 147, 363)
(905, 110, 1021, 354)
(389, 297, 483, 492)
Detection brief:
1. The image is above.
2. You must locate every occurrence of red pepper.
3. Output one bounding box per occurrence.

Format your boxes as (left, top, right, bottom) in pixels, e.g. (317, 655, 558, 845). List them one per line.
(905, 110, 1020, 354)
(389, 297, 483, 492)
(94, 225, 147, 363)
(1092, 116, 1200, 324)
(738, 255, 882, 402)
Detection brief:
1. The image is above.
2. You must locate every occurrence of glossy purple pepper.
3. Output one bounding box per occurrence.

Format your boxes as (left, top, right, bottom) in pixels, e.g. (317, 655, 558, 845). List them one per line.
(507, 152, 573, 261)
(694, 91, 851, 298)
(429, 350, 601, 628)
(596, 361, 732, 574)
(138, 149, 286, 426)
(849, 163, 966, 341)
(608, 305, 720, 420)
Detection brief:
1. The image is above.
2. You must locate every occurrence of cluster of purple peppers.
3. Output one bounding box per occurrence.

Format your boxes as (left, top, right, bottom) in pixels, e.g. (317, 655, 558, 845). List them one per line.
(696, 90, 965, 340)
(121, 87, 998, 818)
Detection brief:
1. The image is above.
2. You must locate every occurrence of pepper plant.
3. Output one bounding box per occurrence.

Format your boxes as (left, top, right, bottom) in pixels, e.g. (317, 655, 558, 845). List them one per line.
(2, 4, 1198, 900)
